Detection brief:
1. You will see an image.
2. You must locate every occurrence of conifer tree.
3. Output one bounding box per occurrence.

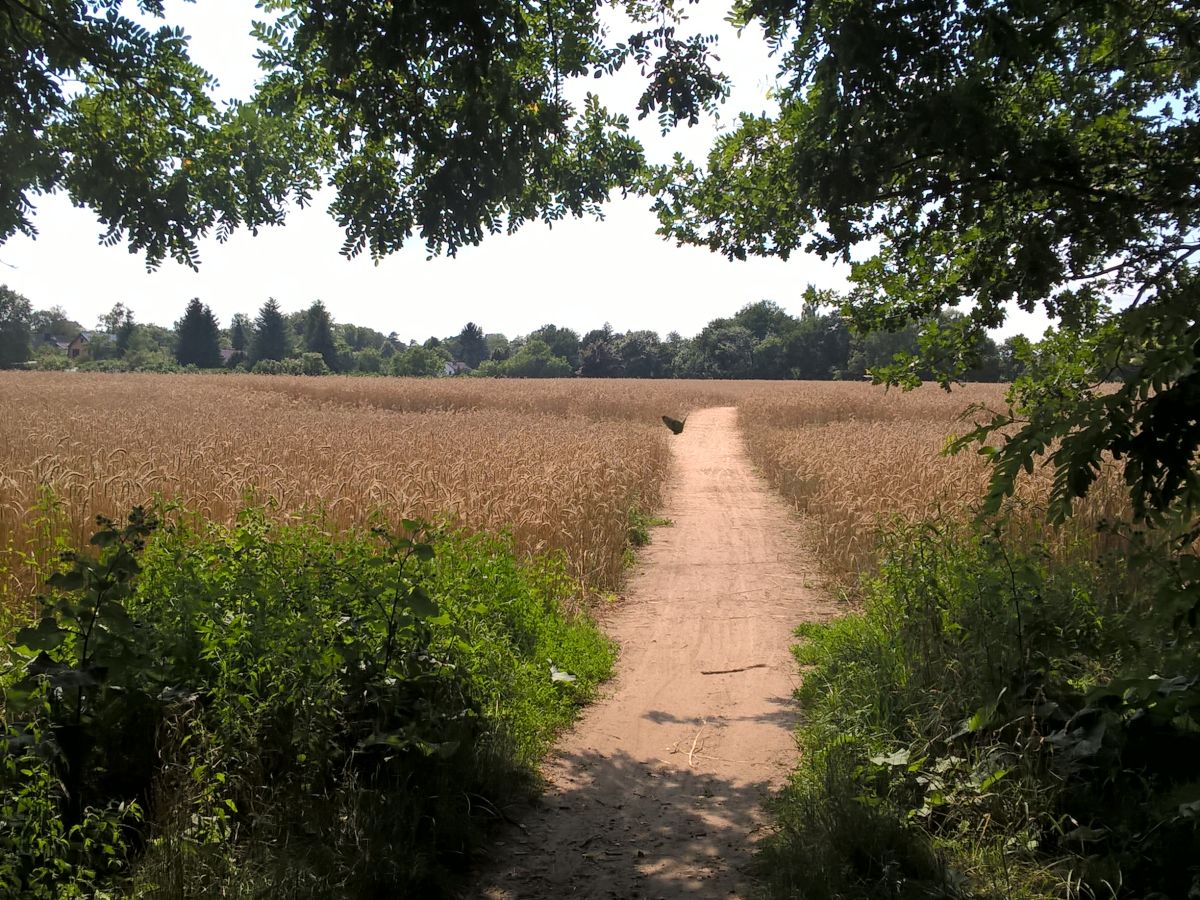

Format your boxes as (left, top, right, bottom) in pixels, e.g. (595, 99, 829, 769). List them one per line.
(457, 322, 488, 368)
(230, 314, 251, 352)
(174, 299, 221, 368)
(303, 300, 338, 372)
(251, 298, 290, 364)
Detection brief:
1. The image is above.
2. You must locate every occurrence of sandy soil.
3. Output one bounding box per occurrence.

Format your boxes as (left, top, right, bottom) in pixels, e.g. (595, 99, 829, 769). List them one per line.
(472, 407, 841, 899)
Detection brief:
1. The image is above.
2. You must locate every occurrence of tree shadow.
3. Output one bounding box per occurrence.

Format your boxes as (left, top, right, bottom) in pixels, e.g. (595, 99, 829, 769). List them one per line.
(465, 747, 779, 899)
(642, 695, 797, 729)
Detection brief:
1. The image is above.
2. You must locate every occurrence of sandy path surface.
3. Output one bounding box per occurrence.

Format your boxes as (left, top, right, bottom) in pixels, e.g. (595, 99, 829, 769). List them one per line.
(473, 407, 840, 899)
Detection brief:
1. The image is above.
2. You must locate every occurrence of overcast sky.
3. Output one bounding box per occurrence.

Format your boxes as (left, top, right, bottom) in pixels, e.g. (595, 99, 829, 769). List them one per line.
(1, 1, 1049, 342)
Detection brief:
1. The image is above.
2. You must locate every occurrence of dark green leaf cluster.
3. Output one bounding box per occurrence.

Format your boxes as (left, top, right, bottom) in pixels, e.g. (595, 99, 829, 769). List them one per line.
(254, 0, 647, 258)
(1, 0, 320, 268)
(4, 0, 733, 263)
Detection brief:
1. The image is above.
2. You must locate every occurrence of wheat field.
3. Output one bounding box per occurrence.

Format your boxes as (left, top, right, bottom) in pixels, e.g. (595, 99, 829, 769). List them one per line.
(737, 381, 1129, 586)
(1, 373, 1122, 615)
(0, 374, 754, 611)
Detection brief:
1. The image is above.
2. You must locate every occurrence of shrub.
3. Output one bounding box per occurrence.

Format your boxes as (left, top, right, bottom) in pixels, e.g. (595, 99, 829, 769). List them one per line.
(763, 519, 1200, 899)
(1, 507, 613, 896)
(299, 352, 330, 376)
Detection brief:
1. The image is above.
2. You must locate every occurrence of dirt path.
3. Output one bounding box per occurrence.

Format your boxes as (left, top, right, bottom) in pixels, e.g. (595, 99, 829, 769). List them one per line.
(473, 407, 840, 899)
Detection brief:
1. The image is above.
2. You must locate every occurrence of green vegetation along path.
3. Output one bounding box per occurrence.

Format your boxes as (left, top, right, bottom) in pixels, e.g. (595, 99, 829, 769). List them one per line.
(475, 406, 841, 898)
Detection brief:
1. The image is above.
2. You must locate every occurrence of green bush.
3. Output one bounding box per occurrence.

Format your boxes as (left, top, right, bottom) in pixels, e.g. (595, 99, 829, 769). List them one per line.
(763, 520, 1200, 899)
(1, 508, 613, 897)
(299, 352, 330, 376)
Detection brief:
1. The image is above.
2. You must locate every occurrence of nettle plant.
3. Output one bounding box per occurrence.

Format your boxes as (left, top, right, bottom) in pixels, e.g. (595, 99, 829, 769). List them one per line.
(2, 509, 155, 893)
(8, 509, 158, 824)
(0, 506, 479, 889)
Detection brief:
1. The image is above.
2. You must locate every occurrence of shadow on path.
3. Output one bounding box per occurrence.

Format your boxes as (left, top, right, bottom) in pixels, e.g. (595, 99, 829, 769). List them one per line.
(471, 748, 776, 899)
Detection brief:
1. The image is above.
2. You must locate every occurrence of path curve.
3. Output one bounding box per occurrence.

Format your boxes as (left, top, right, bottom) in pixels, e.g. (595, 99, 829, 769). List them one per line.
(474, 407, 840, 899)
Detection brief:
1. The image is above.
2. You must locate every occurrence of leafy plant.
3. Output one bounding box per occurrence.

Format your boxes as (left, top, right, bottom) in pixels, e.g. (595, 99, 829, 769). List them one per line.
(1, 505, 613, 896)
(765, 519, 1200, 898)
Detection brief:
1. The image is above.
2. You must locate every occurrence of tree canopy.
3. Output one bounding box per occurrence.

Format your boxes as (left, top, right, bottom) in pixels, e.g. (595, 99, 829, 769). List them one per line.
(0, 285, 32, 368)
(303, 300, 338, 372)
(251, 297, 290, 364)
(174, 298, 221, 368)
(1, 0, 729, 267)
(651, 0, 1200, 524)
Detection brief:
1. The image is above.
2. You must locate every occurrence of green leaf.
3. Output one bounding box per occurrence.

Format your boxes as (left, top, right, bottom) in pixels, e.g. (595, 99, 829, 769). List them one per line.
(90, 530, 119, 547)
(14, 617, 67, 652)
(47, 570, 87, 592)
(978, 767, 1010, 792)
(406, 586, 439, 619)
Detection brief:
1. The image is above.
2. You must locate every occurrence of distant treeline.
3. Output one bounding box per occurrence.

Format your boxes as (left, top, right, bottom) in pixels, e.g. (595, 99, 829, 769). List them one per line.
(2, 286, 1026, 381)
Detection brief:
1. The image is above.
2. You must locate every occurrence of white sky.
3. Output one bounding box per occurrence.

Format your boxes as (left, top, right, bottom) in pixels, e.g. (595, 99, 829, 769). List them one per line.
(0, 1, 1048, 342)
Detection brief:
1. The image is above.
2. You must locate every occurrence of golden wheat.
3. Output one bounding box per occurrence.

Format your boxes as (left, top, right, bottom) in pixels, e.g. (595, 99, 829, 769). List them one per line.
(2, 373, 1127, 613)
(0, 373, 747, 610)
(736, 382, 1129, 587)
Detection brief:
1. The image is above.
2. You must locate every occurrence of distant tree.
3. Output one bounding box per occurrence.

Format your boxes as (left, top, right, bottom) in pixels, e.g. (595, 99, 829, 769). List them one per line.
(963, 334, 1003, 382)
(732, 300, 795, 342)
(619, 330, 666, 378)
(251, 298, 291, 364)
(670, 339, 708, 378)
(579, 324, 623, 377)
(845, 321, 923, 380)
(354, 347, 383, 374)
(484, 333, 510, 360)
(661, 331, 687, 378)
(750, 333, 792, 379)
(230, 313, 252, 352)
(299, 351, 331, 376)
(97, 302, 134, 336)
(303, 300, 339, 371)
(113, 311, 138, 357)
(30, 306, 81, 342)
(790, 295, 851, 379)
(175, 298, 221, 368)
(339, 324, 385, 352)
(0, 285, 33, 367)
(140, 324, 177, 354)
(996, 337, 1028, 382)
(529, 324, 581, 370)
(457, 322, 488, 368)
(694, 321, 756, 378)
(282, 310, 306, 346)
(479, 338, 572, 377)
(124, 327, 177, 372)
(393, 345, 445, 377)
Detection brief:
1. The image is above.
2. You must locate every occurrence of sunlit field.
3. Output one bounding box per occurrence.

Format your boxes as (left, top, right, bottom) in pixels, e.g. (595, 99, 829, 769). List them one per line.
(737, 382, 1128, 586)
(1, 373, 1123, 612)
(0, 374, 768, 612)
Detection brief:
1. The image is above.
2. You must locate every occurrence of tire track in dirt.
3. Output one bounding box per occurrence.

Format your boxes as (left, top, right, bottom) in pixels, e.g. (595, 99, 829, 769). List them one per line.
(473, 406, 841, 899)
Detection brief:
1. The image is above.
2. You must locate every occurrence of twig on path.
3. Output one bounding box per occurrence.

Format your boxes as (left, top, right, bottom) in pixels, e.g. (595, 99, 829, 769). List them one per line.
(688, 719, 708, 767)
(700, 663, 768, 675)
